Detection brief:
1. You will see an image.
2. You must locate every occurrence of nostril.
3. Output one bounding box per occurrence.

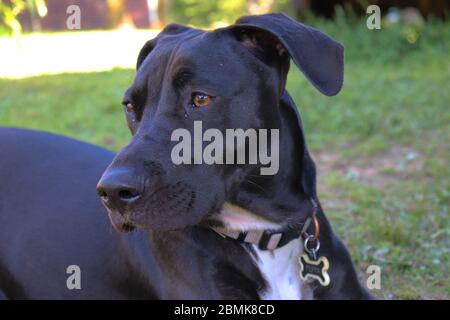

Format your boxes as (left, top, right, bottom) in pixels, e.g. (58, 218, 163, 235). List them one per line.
(99, 191, 107, 198)
(118, 189, 140, 201)
(97, 188, 109, 200)
(97, 170, 142, 206)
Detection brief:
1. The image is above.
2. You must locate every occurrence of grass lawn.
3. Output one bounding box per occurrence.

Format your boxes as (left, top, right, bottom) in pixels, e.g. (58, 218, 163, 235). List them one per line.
(0, 18, 449, 299)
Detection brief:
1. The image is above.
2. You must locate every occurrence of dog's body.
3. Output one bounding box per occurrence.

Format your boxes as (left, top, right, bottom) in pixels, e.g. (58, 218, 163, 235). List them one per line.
(0, 13, 371, 299)
(0, 126, 368, 299)
(0, 128, 155, 299)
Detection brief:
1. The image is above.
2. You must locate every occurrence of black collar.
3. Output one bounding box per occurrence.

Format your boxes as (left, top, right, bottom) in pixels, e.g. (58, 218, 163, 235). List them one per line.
(210, 218, 311, 250)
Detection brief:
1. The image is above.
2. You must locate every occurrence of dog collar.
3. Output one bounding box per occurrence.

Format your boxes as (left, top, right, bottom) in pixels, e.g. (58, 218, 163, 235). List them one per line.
(210, 218, 311, 251)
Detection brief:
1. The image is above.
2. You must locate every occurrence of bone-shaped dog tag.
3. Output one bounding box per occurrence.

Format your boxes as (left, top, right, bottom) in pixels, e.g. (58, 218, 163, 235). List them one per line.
(298, 253, 330, 287)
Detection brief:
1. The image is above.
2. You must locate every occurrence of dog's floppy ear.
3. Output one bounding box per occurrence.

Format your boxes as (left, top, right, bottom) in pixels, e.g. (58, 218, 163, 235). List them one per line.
(281, 91, 317, 200)
(231, 13, 344, 96)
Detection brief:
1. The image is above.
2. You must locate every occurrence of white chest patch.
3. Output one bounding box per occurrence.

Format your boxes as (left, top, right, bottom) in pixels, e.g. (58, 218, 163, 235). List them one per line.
(250, 239, 313, 300)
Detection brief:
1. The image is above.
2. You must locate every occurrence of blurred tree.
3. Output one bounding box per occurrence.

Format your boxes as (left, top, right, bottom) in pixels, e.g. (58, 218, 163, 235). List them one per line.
(148, 0, 167, 27)
(168, 0, 247, 27)
(288, 0, 449, 19)
(107, 0, 127, 27)
(247, 0, 274, 15)
(168, 0, 295, 27)
(107, 0, 166, 28)
(157, 0, 167, 25)
(0, 0, 47, 35)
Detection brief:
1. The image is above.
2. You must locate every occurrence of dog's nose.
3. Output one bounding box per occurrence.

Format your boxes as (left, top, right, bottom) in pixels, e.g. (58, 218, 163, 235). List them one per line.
(96, 169, 142, 210)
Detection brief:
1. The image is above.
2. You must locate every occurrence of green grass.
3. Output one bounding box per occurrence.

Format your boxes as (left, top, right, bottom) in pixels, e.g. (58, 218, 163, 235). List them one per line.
(0, 18, 449, 299)
(0, 69, 134, 148)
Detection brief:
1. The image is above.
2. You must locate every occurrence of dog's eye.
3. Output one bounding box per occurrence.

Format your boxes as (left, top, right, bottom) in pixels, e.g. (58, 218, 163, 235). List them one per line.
(125, 103, 135, 113)
(192, 93, 213, 108)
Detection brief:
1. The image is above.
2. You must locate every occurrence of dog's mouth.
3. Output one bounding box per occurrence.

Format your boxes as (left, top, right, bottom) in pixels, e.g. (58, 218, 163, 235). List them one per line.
(105, 201, 202, 233)
(118, 222, 136, 233)
(107, 211, 136, 233)
(107, 200, 222, 234)
(109, 213, 191, 233)
(102, 180, 203, 232)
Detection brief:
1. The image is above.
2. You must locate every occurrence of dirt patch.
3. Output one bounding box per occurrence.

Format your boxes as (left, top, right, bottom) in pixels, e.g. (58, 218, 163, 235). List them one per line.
(312, 145, 424, 188)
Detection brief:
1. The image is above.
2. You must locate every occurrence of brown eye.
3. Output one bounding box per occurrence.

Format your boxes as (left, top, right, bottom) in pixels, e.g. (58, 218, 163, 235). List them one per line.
(192, 93, 212, 108)
(125, 103, 134, 113)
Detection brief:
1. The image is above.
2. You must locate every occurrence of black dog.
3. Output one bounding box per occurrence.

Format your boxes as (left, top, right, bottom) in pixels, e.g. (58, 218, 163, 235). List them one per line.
(0, 13, 370, 299)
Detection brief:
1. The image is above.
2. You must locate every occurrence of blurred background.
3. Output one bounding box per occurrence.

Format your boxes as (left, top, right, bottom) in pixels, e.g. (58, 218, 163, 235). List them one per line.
(0, 0, 449, 299)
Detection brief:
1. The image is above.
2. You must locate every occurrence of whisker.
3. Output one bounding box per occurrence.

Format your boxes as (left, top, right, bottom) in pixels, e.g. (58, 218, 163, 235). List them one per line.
(243, 178, 269, 196)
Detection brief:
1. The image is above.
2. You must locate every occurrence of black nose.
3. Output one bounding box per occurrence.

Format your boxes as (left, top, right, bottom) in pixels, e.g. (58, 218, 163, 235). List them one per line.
(96, 169, 142, 210)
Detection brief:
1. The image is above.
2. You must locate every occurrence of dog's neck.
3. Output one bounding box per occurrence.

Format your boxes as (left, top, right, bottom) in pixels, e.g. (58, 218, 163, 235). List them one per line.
(207, 202, 313, 300)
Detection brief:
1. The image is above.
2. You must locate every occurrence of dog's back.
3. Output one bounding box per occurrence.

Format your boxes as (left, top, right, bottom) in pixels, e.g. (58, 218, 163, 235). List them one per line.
(0, 128, 155, 299)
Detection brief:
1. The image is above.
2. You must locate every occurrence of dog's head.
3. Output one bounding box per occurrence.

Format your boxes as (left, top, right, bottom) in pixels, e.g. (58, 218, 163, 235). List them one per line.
(96, 13, 344, 232)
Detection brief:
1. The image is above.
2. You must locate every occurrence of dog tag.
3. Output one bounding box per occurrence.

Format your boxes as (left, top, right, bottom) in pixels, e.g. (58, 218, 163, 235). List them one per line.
(298, 253, 330, 287)
(298, 234, 331, 289)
